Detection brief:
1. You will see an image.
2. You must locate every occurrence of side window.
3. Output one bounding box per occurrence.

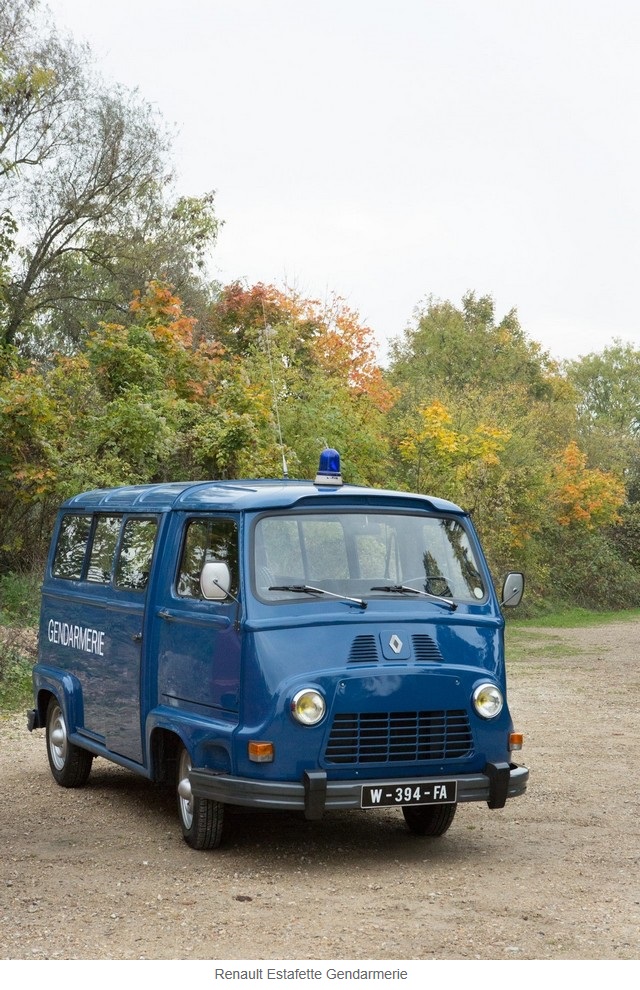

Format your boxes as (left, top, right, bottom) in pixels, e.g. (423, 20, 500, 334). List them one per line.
(177, 518, 238, 599)
(52, 514, 91, 579)
(115, 518, 158, 592)
(86, 515, 122, 583)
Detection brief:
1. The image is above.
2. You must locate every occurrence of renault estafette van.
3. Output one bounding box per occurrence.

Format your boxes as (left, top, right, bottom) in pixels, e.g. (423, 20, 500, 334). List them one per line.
(28, 449, 528, 849)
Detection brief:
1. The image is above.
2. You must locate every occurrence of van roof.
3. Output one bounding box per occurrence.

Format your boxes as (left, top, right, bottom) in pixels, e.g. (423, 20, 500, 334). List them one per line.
(61, 479, 466, 515)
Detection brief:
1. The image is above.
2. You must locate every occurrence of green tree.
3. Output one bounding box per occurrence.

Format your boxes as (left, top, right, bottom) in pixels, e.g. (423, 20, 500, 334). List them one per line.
(0, 282, 217, 565)
(0, 0, 80, 179)
(387, 294, 571, 560)
(385, 292, 633, 607)
(388, 291, 558, 407)
(0, 280, 393, 568)
(565, 340, 640, 434)
(207, 282, 393, 483)
(0, 0, 219, 356)
(565, 340, 640, 498)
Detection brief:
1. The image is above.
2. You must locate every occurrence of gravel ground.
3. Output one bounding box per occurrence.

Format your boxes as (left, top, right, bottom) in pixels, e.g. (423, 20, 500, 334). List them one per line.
(1, 619, 639, 961)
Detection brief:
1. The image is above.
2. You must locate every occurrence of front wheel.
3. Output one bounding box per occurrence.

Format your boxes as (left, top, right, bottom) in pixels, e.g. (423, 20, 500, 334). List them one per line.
(176, 745, 225, 849)
(402, 802, 457, 837)
(45, 698, 93, 787)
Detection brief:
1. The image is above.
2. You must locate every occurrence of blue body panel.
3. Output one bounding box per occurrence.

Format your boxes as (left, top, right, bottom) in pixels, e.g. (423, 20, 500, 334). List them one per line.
(33, 477, 525, 810)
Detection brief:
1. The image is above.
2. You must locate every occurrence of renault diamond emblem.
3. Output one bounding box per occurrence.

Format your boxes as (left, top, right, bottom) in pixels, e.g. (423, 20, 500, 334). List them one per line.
(389, 634, 403, 654)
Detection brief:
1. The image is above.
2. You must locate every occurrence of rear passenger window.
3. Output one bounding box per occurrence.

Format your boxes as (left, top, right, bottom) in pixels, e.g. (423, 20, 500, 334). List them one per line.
(87, 515, 122, 583)
(52, 515, 91, 579)
(115, 518, 157, 591)
(177, 518, 238, 598)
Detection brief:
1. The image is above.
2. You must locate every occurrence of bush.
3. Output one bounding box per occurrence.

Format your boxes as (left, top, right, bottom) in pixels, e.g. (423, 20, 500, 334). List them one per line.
(539, 528, 640, 611)
(0, 572, 40, 710)
(609, 502, 640, 571)
(0, 571, 42, 627)
(0, 643, 34, 709)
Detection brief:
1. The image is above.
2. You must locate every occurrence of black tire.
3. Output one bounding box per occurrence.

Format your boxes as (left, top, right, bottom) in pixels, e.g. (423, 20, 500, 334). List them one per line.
(402, 802, 457, 837)
(45, 697, 93, 787)
(176, 745, 225, 850)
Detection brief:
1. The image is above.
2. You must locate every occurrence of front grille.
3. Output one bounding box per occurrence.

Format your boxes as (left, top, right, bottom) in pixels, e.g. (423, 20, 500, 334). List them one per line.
(325, 709, 473, 765)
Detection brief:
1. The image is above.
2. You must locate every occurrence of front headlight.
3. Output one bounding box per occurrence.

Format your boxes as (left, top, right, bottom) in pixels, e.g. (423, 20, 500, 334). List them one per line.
(291, 688, 326, 726)
(472, 683, 503, 719)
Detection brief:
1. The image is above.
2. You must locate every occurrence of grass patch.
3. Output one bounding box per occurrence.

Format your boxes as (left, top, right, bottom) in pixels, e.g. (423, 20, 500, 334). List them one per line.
(504, 607, 640, 664)
(505, 627, 583, 663)
(507, 606, 640, 629)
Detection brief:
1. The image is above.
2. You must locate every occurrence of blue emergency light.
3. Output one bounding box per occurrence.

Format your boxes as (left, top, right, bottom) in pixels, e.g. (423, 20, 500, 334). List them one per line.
(314, 447, 343, 486)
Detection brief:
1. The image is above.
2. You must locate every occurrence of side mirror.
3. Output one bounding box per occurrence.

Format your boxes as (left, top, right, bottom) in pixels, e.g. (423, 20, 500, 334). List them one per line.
(200, 561, 232, 601)
(501, 572, 524, 608)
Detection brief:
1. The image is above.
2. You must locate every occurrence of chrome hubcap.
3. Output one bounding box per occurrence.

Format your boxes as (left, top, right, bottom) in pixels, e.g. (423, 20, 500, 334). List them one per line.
(49, 707, 67, 771)
(178, 750, 194, 829)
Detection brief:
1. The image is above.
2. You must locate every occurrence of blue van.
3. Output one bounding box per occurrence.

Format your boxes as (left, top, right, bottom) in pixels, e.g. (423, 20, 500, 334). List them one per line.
(28, 449, 528, 849)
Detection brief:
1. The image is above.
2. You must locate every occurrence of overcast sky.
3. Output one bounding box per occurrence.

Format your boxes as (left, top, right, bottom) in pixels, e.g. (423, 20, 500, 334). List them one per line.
(45, 0, 640, 364)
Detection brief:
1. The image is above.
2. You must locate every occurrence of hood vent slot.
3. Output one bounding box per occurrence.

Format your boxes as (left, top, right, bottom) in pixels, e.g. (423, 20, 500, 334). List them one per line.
(348, 635, 379, 663)
(411, 634, 443, 663)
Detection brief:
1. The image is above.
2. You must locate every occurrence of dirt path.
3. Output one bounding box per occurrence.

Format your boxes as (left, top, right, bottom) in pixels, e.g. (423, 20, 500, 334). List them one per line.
(1, 620, 639, 961)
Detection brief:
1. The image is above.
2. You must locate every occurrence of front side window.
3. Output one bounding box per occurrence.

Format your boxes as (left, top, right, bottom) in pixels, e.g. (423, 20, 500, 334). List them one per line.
(177, 518, 239, 599)
(253, 512, 486, 604)
(52, 514, 92, 579)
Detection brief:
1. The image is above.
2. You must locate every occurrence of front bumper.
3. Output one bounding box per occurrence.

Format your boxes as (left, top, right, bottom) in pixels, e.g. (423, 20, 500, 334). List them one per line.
(190, 762, 529, 820)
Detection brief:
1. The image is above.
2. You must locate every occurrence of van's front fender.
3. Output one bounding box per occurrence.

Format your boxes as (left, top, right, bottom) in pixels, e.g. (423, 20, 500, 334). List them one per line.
(145, 704, 238, 775)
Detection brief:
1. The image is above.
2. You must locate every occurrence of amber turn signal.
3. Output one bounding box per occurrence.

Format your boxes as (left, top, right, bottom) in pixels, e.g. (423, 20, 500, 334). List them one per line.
(509, 732, 524, 751)
(248, 740, 274, 762)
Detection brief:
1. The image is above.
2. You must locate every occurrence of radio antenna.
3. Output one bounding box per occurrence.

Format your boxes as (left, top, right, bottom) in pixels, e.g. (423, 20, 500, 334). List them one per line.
(261, 300, 289, 478)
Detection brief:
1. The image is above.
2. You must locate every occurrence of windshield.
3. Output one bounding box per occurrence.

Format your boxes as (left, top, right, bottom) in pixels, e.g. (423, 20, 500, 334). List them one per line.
(253, 512, 486, 604)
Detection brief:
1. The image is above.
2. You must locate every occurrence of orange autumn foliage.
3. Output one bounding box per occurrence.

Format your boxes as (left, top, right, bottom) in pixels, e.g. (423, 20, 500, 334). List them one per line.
(552, 442, 624, 529)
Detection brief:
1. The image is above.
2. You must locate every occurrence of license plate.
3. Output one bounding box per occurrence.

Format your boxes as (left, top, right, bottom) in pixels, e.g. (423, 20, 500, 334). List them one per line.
(361, 779, 457, 809)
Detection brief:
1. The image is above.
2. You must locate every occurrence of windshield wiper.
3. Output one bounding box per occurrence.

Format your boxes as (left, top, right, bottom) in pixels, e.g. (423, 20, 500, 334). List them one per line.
(370, 584, 457, 612)
(269, 585, 367, 610)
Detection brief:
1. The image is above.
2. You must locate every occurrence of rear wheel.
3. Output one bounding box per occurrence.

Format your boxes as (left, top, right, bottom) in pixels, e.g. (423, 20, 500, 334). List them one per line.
(45, 698, 93, 787)
(402, 802, 457, 837)
(176, 745, 225, 849)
